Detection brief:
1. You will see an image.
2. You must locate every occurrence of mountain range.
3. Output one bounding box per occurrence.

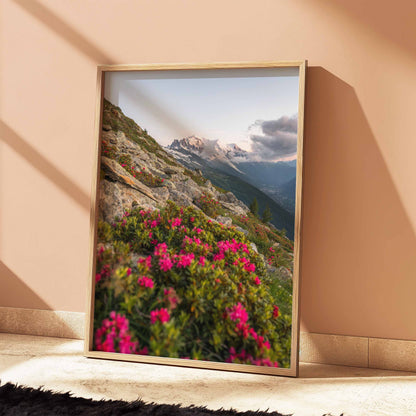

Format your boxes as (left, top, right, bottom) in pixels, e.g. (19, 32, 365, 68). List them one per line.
(166, 136, 297, 215)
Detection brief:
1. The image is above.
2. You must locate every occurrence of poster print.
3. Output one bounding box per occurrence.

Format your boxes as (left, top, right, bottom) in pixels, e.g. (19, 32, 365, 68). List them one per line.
(86, 62, 306, 376)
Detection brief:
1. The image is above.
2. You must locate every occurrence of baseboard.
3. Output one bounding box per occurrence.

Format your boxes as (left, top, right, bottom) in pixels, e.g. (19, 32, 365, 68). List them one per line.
(1, 307, 414, 372)
(0, 307, 84, 340)
(300, 331, 416, 372)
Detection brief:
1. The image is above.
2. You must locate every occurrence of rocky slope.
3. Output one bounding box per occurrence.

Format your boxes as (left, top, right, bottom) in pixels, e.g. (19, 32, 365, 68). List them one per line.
(98, 99, 294, 281)
(99, 102, 248, 223)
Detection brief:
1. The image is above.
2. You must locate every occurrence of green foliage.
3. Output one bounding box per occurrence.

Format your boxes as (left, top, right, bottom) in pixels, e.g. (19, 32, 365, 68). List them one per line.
(135, 167, 165, 187)
(94, 202, 292, 368)
(194, 193, 224, 218)
(102, 99, 178, 167)
(262, 205, 272, 223)
(101, 139, 117, 159)
(183, 168, 206, 187)
(249, 198, 259, 217)
(102, 151, 165, 188)
(230, 213, 294, 272)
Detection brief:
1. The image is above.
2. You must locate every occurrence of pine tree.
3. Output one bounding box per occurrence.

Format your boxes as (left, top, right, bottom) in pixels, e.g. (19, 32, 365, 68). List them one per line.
(249, 198, 258, 216)
(262, 204, 272, 223)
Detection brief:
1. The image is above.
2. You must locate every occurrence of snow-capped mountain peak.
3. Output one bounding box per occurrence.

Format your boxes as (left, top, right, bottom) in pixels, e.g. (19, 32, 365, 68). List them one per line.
(168, 136, 248, 162)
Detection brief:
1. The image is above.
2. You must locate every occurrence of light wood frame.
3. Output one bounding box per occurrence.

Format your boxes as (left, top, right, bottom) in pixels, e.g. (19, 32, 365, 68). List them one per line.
(85, 61, 306, 377)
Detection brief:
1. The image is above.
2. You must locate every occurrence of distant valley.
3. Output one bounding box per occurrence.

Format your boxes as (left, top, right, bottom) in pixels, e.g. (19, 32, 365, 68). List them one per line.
(166, 136, 297, 236)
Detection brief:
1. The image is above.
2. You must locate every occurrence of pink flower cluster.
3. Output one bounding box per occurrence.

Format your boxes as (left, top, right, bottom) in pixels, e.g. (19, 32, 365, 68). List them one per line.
(168, 217, 182, 228)
(137, 276, 154, 288)
(95, 263, 111, 283)
(232, 257, 256, 274)
(143, 217, 161, 229)
(138, 255, 152, 270)
(183, 235, 202, 246)
(217, 239, 250, 255)
(154, 243, 196, 271)
(198, 256, 206, 266)
(227, 347, 279, 367)
(213, 252, 225, 262)
(227, 302, 248, 323)
(164, 287, 179, 309)
(150, 308, 170, 324)
(182, 235, 211, 254)
(154, 242, 168, 256)
(139, 209, 152, 217)
(159, 256, 174, 272)
(95, 311, 146, 354)
(273, 305, 280, 318)
(226, 303, 271, 350)
(175, 252, 195, 268)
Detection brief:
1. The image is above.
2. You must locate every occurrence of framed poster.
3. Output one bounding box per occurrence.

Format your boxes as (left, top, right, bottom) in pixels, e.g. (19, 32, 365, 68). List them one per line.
(85, 62, 306, 377)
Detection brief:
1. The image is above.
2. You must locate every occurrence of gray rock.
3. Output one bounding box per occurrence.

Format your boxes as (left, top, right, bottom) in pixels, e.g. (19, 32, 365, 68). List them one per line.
(215, 216, 232, 227)
(151, 186, 170, 202)
(173, 179, 203, 200)
(102, 124, 112, 131)
(277, 266, 293, 281)
(235, 226, 249, 236)
(100, 157, 156, 202)
(250, 242, 258, 253)
(219, 201, 248, 216)
(217, 191, 249, 215)
(168, 190, 198, 209)
(99, 179, 155, 222)
(164, 166, 184, 175)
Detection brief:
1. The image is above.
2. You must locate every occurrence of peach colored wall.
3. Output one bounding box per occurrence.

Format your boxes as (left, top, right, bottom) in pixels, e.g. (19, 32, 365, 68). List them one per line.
(1, 0, 415, 340)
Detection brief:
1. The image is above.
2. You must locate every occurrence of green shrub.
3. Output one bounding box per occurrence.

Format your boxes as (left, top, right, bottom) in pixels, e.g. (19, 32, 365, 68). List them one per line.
(194, 193, 224, 218)
(94, 202, 292, 367)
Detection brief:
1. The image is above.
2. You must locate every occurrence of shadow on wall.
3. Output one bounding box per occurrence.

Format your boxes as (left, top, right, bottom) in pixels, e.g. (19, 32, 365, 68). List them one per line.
(311, 0, 416, 59)
(0, 261, 50, 310)
(0, 262, 84, 339)
(301, 67, 416, 340)
(12, 0, 113, 64)
(0, 121, 90, 211)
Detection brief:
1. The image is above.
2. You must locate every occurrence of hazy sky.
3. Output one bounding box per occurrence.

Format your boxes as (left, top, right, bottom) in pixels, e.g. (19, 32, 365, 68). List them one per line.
(104, 68, 299, 159)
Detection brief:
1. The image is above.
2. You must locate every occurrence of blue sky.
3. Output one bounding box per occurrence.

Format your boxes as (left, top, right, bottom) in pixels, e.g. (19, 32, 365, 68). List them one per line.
(104, 68, 299, 158)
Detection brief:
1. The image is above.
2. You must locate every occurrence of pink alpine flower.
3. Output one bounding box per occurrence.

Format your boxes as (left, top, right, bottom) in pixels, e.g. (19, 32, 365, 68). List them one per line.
(213, 253, 225, 262)
(236, 321, 250, 338)
(154, 243, 168, 256)
(254, 276, 261, 285)
(150, 308, 170, 324)
(164, 287, 179, 309)
(176, 253, 194, 268)
(198, 256, 206, 266)
(137, 276, 154, 288)
(159, 256, 173, 272)
(256, 335, 271, 350)
(227, 303, 248, 324)
(171, 217, 182, 228)
(244, 262, 256, 273)
(95, 312, 138, 354)
(138, 255, 152, 270)
(273, 305, 280, 318)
